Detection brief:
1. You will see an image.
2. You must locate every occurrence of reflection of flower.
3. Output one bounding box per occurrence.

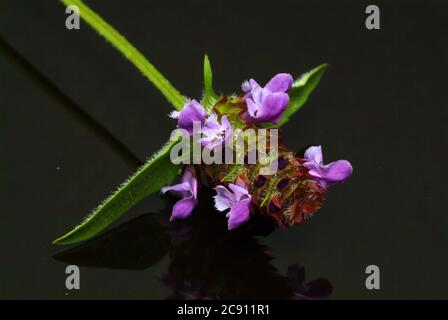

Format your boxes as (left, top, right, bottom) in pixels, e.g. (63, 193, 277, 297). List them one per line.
(157, 189, 333, 300)
(53, 190, 334, 300)
(241, 73, 293, 124)
(303, 146, 353, 188)
(214, 179, 252, 230)
(161, 166, 198, 221)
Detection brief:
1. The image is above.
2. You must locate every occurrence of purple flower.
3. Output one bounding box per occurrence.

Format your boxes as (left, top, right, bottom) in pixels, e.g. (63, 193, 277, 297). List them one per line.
(214, 179, 252, 230)
(170, 100, 233, 149)
(200, 113, 233, 149)
(241, 73, 293, 124)
(169, 99, 206, 135)
(161, 166, 198, 221)
(303, 146, 353, 189)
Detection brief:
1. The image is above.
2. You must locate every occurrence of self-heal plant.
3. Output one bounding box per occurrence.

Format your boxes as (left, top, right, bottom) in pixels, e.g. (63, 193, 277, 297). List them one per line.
(53, 0, 353, 245)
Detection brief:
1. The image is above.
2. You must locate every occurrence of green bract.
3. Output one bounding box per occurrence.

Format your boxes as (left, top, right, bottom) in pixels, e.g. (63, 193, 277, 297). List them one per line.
(268, 64, 328, 127)
(202, 54, 219, 109)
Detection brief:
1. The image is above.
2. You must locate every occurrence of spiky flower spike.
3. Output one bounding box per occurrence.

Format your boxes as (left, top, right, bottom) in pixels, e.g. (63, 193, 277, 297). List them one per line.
(165, 73, 353, 230)
(205, 150, 326, 227)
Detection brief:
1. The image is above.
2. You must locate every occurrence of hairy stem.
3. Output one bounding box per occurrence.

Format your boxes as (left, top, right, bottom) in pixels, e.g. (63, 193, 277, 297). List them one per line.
(61, 0, 185, 110)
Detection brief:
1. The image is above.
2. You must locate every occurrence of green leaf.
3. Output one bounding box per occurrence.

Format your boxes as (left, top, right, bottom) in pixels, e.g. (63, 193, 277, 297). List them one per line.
(275, 64, 329, 127)
(202, 54, 219, 109)
(53, 138, 181, 245)
(60, 0, 185, 110)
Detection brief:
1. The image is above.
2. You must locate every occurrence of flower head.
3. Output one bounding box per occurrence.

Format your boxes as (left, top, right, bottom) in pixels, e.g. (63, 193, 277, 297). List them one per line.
(214, 179, 252, 230)
(200, 113, 233, 149)
(241, 73, 293, 124)
(161, 166, 198, 221)
(169, 99, 206, 135)
(303, 146, 352, 189)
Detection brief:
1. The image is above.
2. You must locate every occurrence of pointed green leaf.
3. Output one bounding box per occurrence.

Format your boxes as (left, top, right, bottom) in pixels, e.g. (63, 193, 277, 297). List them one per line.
(275, 64, 329, 127)
(202, 54, 218, 109)
(60, 0, 185, 110)
(53, 138, 180, 245)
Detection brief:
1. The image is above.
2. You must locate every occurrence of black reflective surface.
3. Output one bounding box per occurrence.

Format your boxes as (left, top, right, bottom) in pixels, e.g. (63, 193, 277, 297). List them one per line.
(0, 0, 447, 299)
(54, 190, 332, 300)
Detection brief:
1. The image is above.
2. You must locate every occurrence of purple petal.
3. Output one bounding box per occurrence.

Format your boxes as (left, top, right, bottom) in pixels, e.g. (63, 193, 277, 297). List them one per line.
(320, 160, 353, 183)
(214, 185, 234, 211)
(161, 182, 192, 198)
(246, 98, 259, 118)
(202, 113, 221, 130)
(249, 79, 260, 88)
(241, 80, 251, 93)
(308, 160, 353, 188)
(177, 100, 206, 134)
(228, 183, 250, 201)
(265, 73, 293, 93)
(242, 79, 261, 98)
(200, 114, 233, 149)
(163, 166, 199, 221)
(183, 169, 198, 199)
(221, 115, 231, 130)
(226, 197, 251, 230)
(170, 197, 196, 221)
(251, 85, 265, 106)
(257, 92, 289, 123)
(304, 146, 323, 165)
(168, 110, 180, 119)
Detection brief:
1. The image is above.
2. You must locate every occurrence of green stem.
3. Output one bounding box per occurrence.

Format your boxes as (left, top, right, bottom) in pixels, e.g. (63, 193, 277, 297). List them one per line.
(61, 0, 185, 110)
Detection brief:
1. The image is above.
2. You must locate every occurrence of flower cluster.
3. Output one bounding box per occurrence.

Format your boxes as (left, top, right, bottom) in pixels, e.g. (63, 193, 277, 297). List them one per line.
(162, 73, 353, 230)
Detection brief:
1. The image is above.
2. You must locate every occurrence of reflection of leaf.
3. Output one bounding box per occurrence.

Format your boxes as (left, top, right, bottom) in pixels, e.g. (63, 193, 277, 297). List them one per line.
(53, 189, 332, 298)
(202, 54, 218, 109)
(53, 214, 169, 270)
(287, 264, 333, 299)
(53, 138, 180, 245)
(271, 64, 328, 127)
(60, 0, 185, 110)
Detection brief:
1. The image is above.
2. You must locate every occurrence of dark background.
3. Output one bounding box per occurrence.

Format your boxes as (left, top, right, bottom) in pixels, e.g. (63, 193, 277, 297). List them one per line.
(0, 0, 447, 299)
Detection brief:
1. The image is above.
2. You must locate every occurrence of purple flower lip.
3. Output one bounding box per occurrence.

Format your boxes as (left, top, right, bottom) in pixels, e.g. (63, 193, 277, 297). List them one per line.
(169, 99, 206, 135)
(170, 100, 233, 150)
(214, 179, 252, 230)
(303, 146, 353, 188)
(241, 73, 293, 124)
(161, 166, 198, 221)
(200, 113, 233, 150)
